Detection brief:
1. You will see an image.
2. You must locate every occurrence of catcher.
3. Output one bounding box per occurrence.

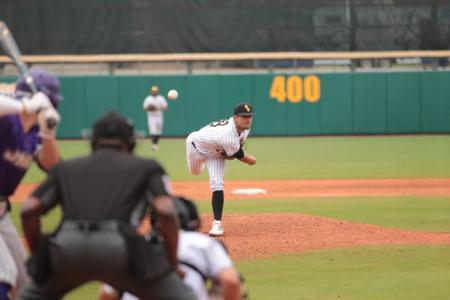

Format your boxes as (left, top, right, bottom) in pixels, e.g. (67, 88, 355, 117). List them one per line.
(100, 196, 247, 300)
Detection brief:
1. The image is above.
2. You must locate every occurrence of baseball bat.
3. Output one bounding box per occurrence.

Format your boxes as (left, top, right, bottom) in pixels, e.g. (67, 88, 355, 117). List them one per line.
(0, 20, 57, 129)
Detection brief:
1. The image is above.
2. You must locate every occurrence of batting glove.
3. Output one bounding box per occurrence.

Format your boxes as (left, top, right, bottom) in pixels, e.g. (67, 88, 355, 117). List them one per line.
(38, 106, 61, 139)
(22, 92, 52, 114)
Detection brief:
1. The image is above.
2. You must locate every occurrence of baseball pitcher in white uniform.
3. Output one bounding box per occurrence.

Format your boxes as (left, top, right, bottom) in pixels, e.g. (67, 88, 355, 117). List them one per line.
(185, 103, 257, 236)
(142, 85, 168, 151)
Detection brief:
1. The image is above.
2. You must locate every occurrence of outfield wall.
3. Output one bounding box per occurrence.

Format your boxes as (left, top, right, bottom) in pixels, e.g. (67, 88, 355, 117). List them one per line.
(1, 71, 450, 138)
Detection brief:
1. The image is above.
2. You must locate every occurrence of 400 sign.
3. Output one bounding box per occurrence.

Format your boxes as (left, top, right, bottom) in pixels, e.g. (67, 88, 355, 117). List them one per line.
(269, 75, 321, 103)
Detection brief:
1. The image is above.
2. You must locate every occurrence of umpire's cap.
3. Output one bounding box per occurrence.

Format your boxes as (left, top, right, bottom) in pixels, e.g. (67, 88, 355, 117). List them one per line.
(15, 68, 63, 108)
(172, 196, 201, 231)
(91, 111, 136, 151)
(233, 103, 254, 116)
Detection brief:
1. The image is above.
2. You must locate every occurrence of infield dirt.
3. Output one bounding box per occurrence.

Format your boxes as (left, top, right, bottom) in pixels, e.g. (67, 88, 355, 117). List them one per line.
(12, 178, 450, 260)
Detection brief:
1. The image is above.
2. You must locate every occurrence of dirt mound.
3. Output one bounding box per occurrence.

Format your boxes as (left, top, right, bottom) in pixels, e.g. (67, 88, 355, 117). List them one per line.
(200, 213, 450, 260)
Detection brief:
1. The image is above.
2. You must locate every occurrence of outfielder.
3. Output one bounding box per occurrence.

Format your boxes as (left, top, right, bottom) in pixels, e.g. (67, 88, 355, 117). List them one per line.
(185, 103, 256, 236)
(142, 85, 168, 151)
(0, 68, 62, 300)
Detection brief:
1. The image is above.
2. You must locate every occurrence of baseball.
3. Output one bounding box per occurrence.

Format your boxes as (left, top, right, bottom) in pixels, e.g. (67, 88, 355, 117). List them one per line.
(167, 89, 178, 100)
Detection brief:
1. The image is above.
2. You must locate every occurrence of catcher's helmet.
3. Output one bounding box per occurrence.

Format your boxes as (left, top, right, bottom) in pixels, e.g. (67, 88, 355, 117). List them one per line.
(15, 68, 63, 108)
(173, 197, 201, 231)
(91, 111, 136, 152)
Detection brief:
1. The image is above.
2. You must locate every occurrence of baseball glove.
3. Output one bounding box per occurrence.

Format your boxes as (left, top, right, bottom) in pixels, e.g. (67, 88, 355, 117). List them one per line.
(145, 104, 158, 112)
(220, 151, 235, 160)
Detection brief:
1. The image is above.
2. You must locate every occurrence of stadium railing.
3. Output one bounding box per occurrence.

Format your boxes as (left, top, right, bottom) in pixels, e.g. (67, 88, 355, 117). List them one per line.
(1, 50, 449, 75)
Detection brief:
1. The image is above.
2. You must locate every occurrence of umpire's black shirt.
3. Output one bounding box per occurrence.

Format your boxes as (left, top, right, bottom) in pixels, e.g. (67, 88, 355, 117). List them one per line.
(32, 149, 170, 222)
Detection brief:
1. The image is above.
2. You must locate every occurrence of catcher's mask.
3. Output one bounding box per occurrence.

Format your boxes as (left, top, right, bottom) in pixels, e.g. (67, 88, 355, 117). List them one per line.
(173, 197, 201, 231)
(91, 111, 136, 152)
(15, 68, 63, 108)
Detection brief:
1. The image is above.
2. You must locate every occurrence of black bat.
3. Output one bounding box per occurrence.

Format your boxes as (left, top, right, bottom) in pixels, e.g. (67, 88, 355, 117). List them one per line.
(0, 20, 56, 128)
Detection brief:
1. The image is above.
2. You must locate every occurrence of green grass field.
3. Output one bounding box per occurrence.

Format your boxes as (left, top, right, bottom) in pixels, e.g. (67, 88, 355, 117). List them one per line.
(13, 135, 450, 299)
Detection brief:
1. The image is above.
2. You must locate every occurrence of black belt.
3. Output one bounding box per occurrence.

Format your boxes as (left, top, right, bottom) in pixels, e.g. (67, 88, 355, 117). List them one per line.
(191, 141, 197, 149)
(61, 220, 123, 232)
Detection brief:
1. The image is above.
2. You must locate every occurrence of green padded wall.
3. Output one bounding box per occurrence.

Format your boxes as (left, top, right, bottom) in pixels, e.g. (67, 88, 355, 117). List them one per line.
(2, 71, 450, 138)
(319, 74, 353, 134)
(186, 75, 220, 131)
(353, 73, 387, 134)
(58, 77, 86, 138)
(387, 73, 421, 133)
(85, 76, 120, 129)
(421, 72, 450, 133)
(253, 75, 288, 135)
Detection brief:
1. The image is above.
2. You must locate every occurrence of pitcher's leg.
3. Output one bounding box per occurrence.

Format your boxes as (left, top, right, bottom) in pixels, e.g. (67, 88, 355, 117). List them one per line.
(185, 137, 206, 175)
(207, 158, 226, 236)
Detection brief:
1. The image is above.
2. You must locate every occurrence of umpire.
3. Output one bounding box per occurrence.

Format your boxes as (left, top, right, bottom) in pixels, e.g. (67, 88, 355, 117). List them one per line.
(18, 111, 197, 300)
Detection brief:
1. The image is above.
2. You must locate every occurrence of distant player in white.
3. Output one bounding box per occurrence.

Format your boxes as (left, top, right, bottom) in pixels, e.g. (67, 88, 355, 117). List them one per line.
(186, 103, 257, 236)
(142, 85, 168, 151)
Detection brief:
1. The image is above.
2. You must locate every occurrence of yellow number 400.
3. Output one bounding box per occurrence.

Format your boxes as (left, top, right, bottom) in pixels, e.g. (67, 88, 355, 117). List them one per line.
(269, 75, 321, 103)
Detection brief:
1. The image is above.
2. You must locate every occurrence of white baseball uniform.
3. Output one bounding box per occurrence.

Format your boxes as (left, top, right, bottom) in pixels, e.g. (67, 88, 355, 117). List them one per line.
(121, 231, 234, 300)
(142, 94, 168, 135)
(186, 117, 250, 192)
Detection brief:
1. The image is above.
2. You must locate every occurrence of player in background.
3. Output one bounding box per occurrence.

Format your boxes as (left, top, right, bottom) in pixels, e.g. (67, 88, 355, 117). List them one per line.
(0, 68, 62, 300)
(142, 85, 168, 151)
(185, 103, 256, 236)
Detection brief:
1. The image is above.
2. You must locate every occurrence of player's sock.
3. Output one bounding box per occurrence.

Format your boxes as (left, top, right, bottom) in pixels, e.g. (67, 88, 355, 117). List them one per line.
(154, 135, 160, 144)
(212, 190, 224, 221)
(0, 282, 11, 300)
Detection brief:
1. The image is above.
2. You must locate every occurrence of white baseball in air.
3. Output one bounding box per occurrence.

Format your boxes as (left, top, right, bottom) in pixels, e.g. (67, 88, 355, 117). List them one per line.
(167, 89, 178, 100)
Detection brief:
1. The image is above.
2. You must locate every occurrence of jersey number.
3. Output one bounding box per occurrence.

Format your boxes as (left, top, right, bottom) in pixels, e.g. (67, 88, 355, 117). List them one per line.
(209, 119, 229, 127)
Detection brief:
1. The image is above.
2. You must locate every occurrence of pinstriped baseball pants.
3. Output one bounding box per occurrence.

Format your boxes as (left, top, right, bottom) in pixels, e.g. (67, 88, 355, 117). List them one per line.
(185, 136, 226, 192)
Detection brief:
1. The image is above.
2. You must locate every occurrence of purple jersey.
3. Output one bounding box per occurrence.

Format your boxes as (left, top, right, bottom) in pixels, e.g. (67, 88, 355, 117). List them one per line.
(0, 115, 41, 197)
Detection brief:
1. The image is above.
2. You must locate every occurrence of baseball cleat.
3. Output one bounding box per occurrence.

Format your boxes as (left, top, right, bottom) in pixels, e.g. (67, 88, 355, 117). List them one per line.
(209, 220, 224, 236)
(152, 144, 159, 151)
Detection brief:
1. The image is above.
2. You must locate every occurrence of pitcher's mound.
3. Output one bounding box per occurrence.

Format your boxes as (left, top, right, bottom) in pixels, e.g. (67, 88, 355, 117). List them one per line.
(231, 188, 267, 195)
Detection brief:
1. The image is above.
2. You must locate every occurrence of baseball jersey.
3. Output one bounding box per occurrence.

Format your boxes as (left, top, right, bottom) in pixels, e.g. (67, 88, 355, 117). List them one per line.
(0, 115, 41, 197)
(190, 117, 250, 159)
(121, 230, 234, 300)
(142, 95, 168, 118)
(178, 231, 234, 300)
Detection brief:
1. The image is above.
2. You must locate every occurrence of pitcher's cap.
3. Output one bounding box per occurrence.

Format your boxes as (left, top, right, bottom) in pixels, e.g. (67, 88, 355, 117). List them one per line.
(233, 103, 254, 116)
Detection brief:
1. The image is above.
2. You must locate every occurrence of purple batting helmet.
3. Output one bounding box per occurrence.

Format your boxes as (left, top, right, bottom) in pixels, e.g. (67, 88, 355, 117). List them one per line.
(15, 68, 63, 108)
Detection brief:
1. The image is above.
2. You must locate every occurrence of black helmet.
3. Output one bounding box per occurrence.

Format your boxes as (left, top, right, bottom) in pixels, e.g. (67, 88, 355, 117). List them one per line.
(173, 197, 200, 231)
(91, 111, 136, 151)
